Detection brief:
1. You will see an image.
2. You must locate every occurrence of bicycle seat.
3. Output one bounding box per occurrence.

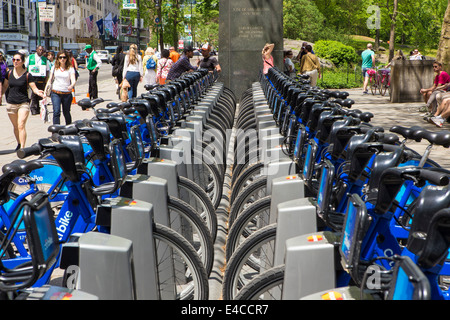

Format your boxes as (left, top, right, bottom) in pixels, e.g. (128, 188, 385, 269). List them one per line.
(412, 129, 450, 148)
(48, 124, 70, 134)
(78, 98, 104, 110)
(390, 126, 425, 141)
(96, 107, 120, 114)
(144, 84, 159, 91)
(358, 112, 374, 123)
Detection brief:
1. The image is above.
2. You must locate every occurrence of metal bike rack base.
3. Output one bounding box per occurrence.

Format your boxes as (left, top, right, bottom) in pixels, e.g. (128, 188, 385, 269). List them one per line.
(120, 174, 170, 226)
(273, 198, 316, 266)
(139, 158, 179, 198)
(265, 160, 297, 194)
(269, 175, 305, 224)
(72, 232, 136, 300)
(282, 231, 339, 300)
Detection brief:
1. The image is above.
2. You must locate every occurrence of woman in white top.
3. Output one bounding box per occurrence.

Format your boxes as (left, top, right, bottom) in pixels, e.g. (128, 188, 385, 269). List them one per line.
(44, 50, 76, 125)
(143, 47, 158, 86)
(122, 44, 143, 99)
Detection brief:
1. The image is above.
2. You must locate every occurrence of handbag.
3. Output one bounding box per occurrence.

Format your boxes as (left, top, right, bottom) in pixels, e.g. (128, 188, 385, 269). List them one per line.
(44, 67, 55, 97)
(39, 97, 49, 123)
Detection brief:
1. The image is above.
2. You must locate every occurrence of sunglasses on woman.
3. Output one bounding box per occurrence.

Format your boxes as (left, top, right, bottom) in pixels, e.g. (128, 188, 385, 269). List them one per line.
(59, 56, 67, 59)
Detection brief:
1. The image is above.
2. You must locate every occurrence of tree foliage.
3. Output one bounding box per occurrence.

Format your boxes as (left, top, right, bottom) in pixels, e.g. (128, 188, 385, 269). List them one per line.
(284, 0, 448, 51)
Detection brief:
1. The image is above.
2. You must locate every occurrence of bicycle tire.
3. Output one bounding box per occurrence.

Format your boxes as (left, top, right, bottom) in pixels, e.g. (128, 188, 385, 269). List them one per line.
(369, 73, 377, 95)
(234, 265, 285, 300)
(231, 162, 264, 204)
(379, 75, 388, 96)
(177, 176, 218, 242)
(167, 196, 214, 277)
(192, 150, 224, 210)
(223, 223, 277, 300)
(229, 176, 268, 227)
(153, 223, 210, 300)
(226, 196, 271, 259)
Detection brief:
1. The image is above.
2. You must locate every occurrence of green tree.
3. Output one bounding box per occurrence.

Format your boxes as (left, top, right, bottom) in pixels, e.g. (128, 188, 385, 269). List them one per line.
(283, 0, 335, 42)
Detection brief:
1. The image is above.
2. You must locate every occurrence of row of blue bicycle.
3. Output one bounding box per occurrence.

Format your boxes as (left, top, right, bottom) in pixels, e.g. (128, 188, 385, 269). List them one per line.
(0, 69, 236, 300)
(222, 67, 450, 300)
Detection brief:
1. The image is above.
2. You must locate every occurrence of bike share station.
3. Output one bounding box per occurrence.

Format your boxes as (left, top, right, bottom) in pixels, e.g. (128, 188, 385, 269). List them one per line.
(2, 0, 450, 302)
(2, 64, 450, 301)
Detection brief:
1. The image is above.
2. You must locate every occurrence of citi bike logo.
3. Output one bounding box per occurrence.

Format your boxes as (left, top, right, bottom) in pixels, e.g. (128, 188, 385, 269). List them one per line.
(15, 175, 44, 185)
(56, 211, 74, 240)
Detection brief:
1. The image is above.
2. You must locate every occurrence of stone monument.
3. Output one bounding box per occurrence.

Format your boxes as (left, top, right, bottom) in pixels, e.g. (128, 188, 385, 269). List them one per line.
(219, 0, 283, 99)
(390, 60, 435, 103)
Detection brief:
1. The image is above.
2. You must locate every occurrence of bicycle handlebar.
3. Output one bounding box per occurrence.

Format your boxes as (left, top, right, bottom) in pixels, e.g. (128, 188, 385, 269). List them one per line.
(17, 144, 43, 159)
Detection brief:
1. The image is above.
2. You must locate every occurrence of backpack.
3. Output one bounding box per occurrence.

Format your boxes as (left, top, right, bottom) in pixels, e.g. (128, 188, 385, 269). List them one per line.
(146, 56, 156, 70)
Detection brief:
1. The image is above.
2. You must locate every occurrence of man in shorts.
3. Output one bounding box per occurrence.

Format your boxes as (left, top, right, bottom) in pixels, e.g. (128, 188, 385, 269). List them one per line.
(361, 43, 376, 94)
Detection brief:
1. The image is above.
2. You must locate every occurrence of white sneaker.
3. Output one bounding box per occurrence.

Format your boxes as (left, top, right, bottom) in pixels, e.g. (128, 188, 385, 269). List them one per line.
(431, 117, 443, 127)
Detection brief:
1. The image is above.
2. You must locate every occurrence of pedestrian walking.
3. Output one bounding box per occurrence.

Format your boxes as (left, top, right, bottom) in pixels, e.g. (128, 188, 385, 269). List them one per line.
(361, 43, 376, 94)
(143, 47, 158, 86)
(111, 46, 125, 97)
(85, 45, 102, 100)
(156, 49, 174, 85)
(45, 50, 76, 125)
(122, 44, 143, 99)
(2, 52, 45, 149)
(25, 45, 50, 115)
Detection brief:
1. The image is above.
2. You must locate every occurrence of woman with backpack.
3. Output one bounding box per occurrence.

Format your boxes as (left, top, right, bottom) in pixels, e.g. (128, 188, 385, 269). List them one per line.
(2, 52, 45, 150)
(143, 47, 158, 87)
(122, 44, 143, 99)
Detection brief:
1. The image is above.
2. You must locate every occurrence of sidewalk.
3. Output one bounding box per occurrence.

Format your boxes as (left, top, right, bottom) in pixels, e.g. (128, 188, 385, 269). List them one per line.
(347, 88, 450, 169)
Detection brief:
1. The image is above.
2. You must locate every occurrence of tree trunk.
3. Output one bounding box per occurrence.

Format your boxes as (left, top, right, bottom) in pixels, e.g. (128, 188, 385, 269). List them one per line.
(388, 0, 398, 62)
(437, 2, 450, 73)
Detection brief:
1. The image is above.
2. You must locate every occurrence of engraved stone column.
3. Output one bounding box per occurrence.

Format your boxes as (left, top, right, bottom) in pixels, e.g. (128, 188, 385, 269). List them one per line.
(219, 0, 283, 98)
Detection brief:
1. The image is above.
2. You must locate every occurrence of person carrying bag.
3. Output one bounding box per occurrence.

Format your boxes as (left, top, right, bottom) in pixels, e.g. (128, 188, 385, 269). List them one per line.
(2, 52, 45, 150)
(44, 50, 76, 125)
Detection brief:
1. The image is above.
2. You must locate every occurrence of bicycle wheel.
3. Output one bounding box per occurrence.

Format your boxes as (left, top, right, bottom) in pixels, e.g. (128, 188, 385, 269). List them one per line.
(192, 151, 223, 210)
(379, 74, 388, 96)
(153, 223, 210, 300)
(177, 176, 218, 242)
(231, 162, 264, 204)
(226, 196, 271, 259)
(229, 176, 268, 227)
(234, 265, 285, 300)
(167, 196, 214, 277)
(370, 73, 378, 95)
(223, 224, 277, 300)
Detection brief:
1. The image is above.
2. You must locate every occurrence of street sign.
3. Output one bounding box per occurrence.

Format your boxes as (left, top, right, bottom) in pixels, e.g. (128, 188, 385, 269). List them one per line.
(123, 0, 137, 9)
(39, 5, 55, 22)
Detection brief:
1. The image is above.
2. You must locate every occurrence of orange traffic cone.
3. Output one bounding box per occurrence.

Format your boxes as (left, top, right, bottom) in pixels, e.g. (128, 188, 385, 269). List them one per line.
(71, 88, 77, 104)
(86, 92, 90, 98)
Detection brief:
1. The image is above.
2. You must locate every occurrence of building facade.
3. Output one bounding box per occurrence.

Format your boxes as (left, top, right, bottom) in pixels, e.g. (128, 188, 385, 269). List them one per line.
(0, 0, 140, 53)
